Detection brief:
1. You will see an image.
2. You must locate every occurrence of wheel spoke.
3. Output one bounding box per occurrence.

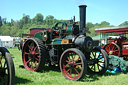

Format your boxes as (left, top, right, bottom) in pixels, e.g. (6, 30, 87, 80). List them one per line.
(35, 58, 39, 61)
(67, 57, 70, 63)
(74, 62, 82, 65)
(66, 60, 69, 63)
(111, 46, 115, 50)
(96, 63, 100, 72)
(37, 55, 39, 58)
(65, 64, 69, 67)
(33, 46, 38, 52)
(94, 64, 96, 71)
(109, 44, 111, 51)
(97, 63, 103, 68)
(4, 61, 7, 68)
(26, 59, 31, 64)
(35, 61, 37, 67)
(31, 42, 35, 51)
(34, 52, 39, 55)
(76, 65, 82, 70)
(92, 52, 96, 59)
(99, 61, 105, 63)
(115, 49, 119, 52)
(105, 48, 109, 53)
(90, 65, 94, 70)
(24, 52, 29, 55)
(75, 57, 80, 62)
(66, 68, 70, 73)
(94, 52, 96, 58)
(71, 54, 75, 62)
(74, 68, 80, 75)
(31, 61, 33, 69)
(28, 45, 32, 51)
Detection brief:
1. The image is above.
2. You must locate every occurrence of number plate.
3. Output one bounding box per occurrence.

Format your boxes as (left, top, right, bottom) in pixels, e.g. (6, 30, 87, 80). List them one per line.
(61, 40, 69, 44)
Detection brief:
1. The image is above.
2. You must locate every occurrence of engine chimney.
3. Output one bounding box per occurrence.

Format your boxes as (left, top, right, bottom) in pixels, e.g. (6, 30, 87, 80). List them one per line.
(79, 5, 87, 35)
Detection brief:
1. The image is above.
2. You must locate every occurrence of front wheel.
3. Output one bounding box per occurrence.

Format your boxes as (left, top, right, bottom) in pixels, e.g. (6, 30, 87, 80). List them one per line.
(60, 48, 87, 81)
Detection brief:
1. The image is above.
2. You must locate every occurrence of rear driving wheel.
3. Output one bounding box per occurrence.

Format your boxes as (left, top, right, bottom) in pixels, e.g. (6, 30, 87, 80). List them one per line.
(22, 38, 48, 72)
(60, 48, 87, 81)
(87, 47, 109, 75)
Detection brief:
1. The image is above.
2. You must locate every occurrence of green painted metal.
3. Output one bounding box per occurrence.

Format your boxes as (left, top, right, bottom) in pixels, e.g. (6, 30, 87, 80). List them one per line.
(34, 32, 43, 40)
(66, 25, 72, 34)
(51, 38, 62, 44)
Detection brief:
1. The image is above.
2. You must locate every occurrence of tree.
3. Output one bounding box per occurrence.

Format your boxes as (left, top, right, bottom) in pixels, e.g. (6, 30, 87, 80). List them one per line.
(44, 15, 55, 27)
(86, 22, 94, 29)
(95, 23, 99, 26)
(32, 13, 43, 25)
(2, 18, 7, 24)
(100, 21, 110, 26)
(19, 14, 31, 28)
(11, 19, 14, 26)
(0, 24, 11, 35)
(119, 21, 128, 26)
(0, 16, 2, 26)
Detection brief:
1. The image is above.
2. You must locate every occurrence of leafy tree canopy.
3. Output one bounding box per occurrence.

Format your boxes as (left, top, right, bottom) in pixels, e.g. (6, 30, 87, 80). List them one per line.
(0, 13, 127, 37)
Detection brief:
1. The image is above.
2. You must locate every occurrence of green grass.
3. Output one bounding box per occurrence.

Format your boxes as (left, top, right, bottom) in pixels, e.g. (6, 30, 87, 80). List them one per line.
(8, 47, 128, 85)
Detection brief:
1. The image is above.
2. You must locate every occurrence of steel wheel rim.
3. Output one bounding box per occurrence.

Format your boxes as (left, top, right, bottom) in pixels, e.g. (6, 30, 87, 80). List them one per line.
(61, 50, 83, 80)
(104, 43, 120, 56)
(23, 40, 40, 71)
(0, 56, 9, 85)
(88, 51, 106, 73)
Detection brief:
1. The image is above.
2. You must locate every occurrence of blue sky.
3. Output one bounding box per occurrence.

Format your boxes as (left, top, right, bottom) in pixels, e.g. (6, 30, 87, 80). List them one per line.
(0, 0, 128, 26)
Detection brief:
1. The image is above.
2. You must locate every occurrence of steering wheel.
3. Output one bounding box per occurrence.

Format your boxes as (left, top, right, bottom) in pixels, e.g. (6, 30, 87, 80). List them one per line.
(52, 22, 67, 31)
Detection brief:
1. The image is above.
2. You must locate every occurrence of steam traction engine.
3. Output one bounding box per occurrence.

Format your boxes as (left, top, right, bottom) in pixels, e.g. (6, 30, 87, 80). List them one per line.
(22, 5, 108, 80)
(95, 25, 128, 59)
(0, 47, 15, 85)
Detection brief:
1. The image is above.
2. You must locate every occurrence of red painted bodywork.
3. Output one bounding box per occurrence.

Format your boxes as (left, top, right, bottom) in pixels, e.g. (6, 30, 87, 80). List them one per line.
(22, 28, 44, 38)
(30, 28, 44, 35)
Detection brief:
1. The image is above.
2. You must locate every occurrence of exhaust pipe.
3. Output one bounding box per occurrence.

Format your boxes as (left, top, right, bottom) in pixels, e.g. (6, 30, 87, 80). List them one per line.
(79, 5, 87, 35)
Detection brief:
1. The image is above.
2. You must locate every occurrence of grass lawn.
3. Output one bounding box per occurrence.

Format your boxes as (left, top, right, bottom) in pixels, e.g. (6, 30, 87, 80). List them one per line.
(8, 47, 128, 85)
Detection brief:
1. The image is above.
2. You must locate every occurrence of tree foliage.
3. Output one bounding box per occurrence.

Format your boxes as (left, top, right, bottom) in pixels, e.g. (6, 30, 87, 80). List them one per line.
(0, 13, 127, 37)
(119, 21, 128, 26)
(86, 22, 94, 29)
(0, 16, 2, 26)
(32, 13, 43, 25)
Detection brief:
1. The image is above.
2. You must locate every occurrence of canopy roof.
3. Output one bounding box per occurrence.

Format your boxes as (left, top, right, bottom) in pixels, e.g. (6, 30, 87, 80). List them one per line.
(95, 25, 128, 33)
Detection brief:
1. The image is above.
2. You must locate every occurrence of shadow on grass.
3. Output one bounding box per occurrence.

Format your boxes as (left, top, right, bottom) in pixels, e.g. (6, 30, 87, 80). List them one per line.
(15, 76, 33, 84)
(19, 64, 61, 73)
(18, 65, 122, 82)
(40, 65, 61, 73)
(103, 72, 121, 76)
(81, 72, 121, 82)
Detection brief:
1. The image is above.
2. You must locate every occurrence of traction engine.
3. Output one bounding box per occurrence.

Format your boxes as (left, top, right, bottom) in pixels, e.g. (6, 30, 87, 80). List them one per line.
(104, 36, 128, 59)
(22, 5, 109, 80)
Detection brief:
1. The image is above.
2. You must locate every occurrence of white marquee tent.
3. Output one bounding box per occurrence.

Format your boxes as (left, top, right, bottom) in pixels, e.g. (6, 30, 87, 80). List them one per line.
(0, 36, 14, 48)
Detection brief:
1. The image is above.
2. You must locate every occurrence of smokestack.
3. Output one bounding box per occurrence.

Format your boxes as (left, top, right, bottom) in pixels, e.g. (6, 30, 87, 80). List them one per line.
(79, 5, 87, 35)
